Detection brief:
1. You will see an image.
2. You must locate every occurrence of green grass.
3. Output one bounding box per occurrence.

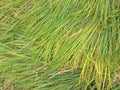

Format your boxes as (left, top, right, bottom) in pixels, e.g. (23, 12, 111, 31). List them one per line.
(0, 0, 120, 90)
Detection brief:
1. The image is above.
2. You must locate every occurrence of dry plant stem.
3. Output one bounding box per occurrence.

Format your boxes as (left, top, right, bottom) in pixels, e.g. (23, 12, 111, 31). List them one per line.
(49, 69, 71, 79)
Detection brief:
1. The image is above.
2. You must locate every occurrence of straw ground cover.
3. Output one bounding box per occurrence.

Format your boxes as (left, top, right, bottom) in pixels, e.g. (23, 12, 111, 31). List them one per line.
(0, 0, 120, 90)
